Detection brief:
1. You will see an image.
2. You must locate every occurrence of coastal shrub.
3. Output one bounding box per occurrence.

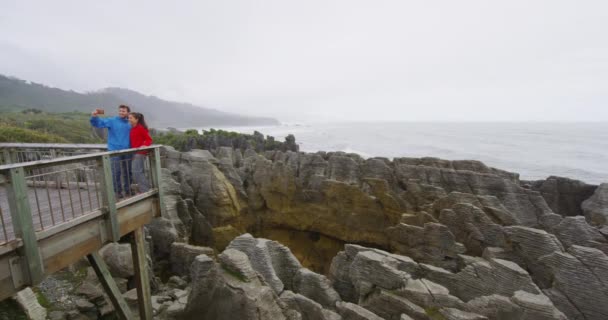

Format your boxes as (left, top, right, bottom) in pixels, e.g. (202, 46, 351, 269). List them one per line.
(153, 128, 299, 153)
(0, 126, 67, 143)
(0, 109, 103, 143)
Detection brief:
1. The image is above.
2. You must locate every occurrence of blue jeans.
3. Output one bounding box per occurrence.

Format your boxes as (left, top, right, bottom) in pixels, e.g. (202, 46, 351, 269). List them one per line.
(132, 154, 150, 193)
(111, 154, 132, 197)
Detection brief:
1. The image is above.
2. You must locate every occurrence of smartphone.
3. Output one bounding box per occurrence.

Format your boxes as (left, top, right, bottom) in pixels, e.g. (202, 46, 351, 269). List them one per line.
(95, 108, 105, 115)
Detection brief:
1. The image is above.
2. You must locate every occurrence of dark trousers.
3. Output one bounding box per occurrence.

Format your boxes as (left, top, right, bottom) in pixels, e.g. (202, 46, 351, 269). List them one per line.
(111, 154, 132, 197)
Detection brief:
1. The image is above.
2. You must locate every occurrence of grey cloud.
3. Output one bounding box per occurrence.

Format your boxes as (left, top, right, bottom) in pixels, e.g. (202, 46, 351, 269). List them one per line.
(0, 0, 606, 122)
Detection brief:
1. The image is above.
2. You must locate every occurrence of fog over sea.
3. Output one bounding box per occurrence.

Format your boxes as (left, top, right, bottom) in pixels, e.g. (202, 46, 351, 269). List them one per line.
(192, 122, 608, 185)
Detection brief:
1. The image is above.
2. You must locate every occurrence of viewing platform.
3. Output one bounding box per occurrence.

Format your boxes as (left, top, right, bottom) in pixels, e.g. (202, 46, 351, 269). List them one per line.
(0, 143, 166, 320)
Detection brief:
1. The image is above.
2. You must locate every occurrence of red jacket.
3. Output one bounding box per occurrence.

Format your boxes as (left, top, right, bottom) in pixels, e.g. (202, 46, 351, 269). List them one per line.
(130, 124, 153, 154)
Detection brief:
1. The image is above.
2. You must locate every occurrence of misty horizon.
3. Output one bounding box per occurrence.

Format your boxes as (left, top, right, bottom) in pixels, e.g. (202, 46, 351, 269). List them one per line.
(1, 1, 607, 122)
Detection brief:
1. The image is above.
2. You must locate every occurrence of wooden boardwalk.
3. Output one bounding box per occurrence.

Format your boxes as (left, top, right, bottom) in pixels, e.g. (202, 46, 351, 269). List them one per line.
(0, 185, 102, 244)
(0, 144, 166, 319)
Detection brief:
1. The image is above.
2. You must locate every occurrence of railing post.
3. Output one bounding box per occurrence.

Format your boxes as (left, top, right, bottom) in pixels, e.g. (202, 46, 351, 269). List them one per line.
(100, 155, 120, 242)
(6, 167, 45, 284)
(1, 149, 11, 165)
(2, 148, 18, 164)
(151, 147, 167, 217)
(130, 227, 153, 319)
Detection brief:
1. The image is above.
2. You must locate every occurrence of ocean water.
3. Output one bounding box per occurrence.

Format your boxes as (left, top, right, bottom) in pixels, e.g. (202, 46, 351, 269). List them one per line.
(191, 122, 608, 185)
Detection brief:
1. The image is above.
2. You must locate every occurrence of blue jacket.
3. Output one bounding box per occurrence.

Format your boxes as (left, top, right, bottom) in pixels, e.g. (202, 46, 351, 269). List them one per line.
(90, 116, 131, 151)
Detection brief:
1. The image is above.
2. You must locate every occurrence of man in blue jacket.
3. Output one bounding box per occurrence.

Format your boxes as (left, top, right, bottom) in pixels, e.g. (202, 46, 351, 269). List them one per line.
(91, 105, 132, 199)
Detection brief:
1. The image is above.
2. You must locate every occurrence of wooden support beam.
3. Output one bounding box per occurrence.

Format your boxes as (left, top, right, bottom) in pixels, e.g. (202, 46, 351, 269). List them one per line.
(87, 252, 133, 320)
(130, 227, 153, 319)
(100, 155, 120, 241)
(151, 148, 167, 217)
(6, 167, 44, 284)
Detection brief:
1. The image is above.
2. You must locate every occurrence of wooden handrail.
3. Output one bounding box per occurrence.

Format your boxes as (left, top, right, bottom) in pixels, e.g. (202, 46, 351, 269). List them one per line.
(0, 145, 163, 171)
(0, 143, 106, 149)
(0, 143, 164, 317)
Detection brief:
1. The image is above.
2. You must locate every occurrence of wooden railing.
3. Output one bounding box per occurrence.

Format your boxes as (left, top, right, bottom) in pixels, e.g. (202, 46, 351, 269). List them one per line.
(0, 143, 107, 165)
(0, 145, 165, 298)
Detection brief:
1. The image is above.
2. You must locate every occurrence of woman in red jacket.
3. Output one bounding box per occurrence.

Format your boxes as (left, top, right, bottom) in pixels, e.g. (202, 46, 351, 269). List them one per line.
(128, 112, 153, 193)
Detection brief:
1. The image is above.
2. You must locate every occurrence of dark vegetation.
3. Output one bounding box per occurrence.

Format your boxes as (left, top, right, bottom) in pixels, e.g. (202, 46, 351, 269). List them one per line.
(0, 74, 294, 150)
(0, 107, 298, 153)
(153, 128, 299, 153)
(0, 107, 103, 143)
(0, 74, 279, 127)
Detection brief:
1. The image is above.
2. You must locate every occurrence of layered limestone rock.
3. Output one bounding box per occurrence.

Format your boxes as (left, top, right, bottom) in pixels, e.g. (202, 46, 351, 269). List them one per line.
(180, 236, 369, 320)
(158, 146, 607, 320)
(327, 244, 567, 320)
(529, 176, 597, 217)
(99, 243, 134, 278)
(539, 245, 608, 320)
(182, 254, 288, 320)
(387, 222, 466, 270)
(146, 230, 587, 320)
(582, 183, 608, 225)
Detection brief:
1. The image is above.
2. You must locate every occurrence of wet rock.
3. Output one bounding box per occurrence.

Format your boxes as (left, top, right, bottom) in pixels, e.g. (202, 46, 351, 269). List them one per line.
(552, 216, 608, 254)
(74, 298, 95, 312)
(503, 226, 564, 287)
(48, 310, 66, 320)
(399, 212, 438, 227)
(336, 301, 383, 320)
(394, 158, 549, 226)
(421, 258, 540, 302)
(147, 217, 180, 259)
(538, 213, 563, 230)
(212, 225, 242, 251)
(218, 248, 258, 281)
(226, 234, 285, 293)
(397, 278, 464, 310)
(437, 203, 506, 255)
(388, 222, 465, 270)
(173, 155, 241, 226)
(538, 245, 608, 320)
(329, 245, 419, 303)
(280, 290, 341, 320)
(438, 308, 488, 320)
(66, 310, 92, 320)
(327, 154, 360, 184)
(430, 192, 519, 226)
(349, 250, 410, 292)
(183, 254, 288, 320)
(530, 176, 596, 217)
(167, 275, 188, 289)
(14, 287, 47, 320)
(170, 242, 214, 276)
(582, 183, 608, 225)
(99, 243, 133, 278)
(360, 289, 427, 320)
(464, 295, 523, 320)
(293, 268, 341, 309)
(75, 281, 105, 304)
(266, 240, 303, 291)
(510, 291, 567, 320)
(166, 301, 186, 319)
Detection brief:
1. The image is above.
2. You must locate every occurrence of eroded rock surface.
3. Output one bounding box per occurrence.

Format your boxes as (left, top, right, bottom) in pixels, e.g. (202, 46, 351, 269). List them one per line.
(155, 146, 607, 320)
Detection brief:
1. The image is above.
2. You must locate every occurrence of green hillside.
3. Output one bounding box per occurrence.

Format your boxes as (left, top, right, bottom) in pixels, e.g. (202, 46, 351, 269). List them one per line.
(0, 108, 103, 143)
(0, 75, 279, 128)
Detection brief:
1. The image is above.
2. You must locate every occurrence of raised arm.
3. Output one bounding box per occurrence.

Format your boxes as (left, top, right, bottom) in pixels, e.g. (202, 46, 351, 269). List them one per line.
(90, 110, 112, 128)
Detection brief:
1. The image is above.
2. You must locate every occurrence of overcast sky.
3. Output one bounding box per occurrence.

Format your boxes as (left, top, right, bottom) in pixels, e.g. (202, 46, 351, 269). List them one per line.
(1, 1, 607, 122)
